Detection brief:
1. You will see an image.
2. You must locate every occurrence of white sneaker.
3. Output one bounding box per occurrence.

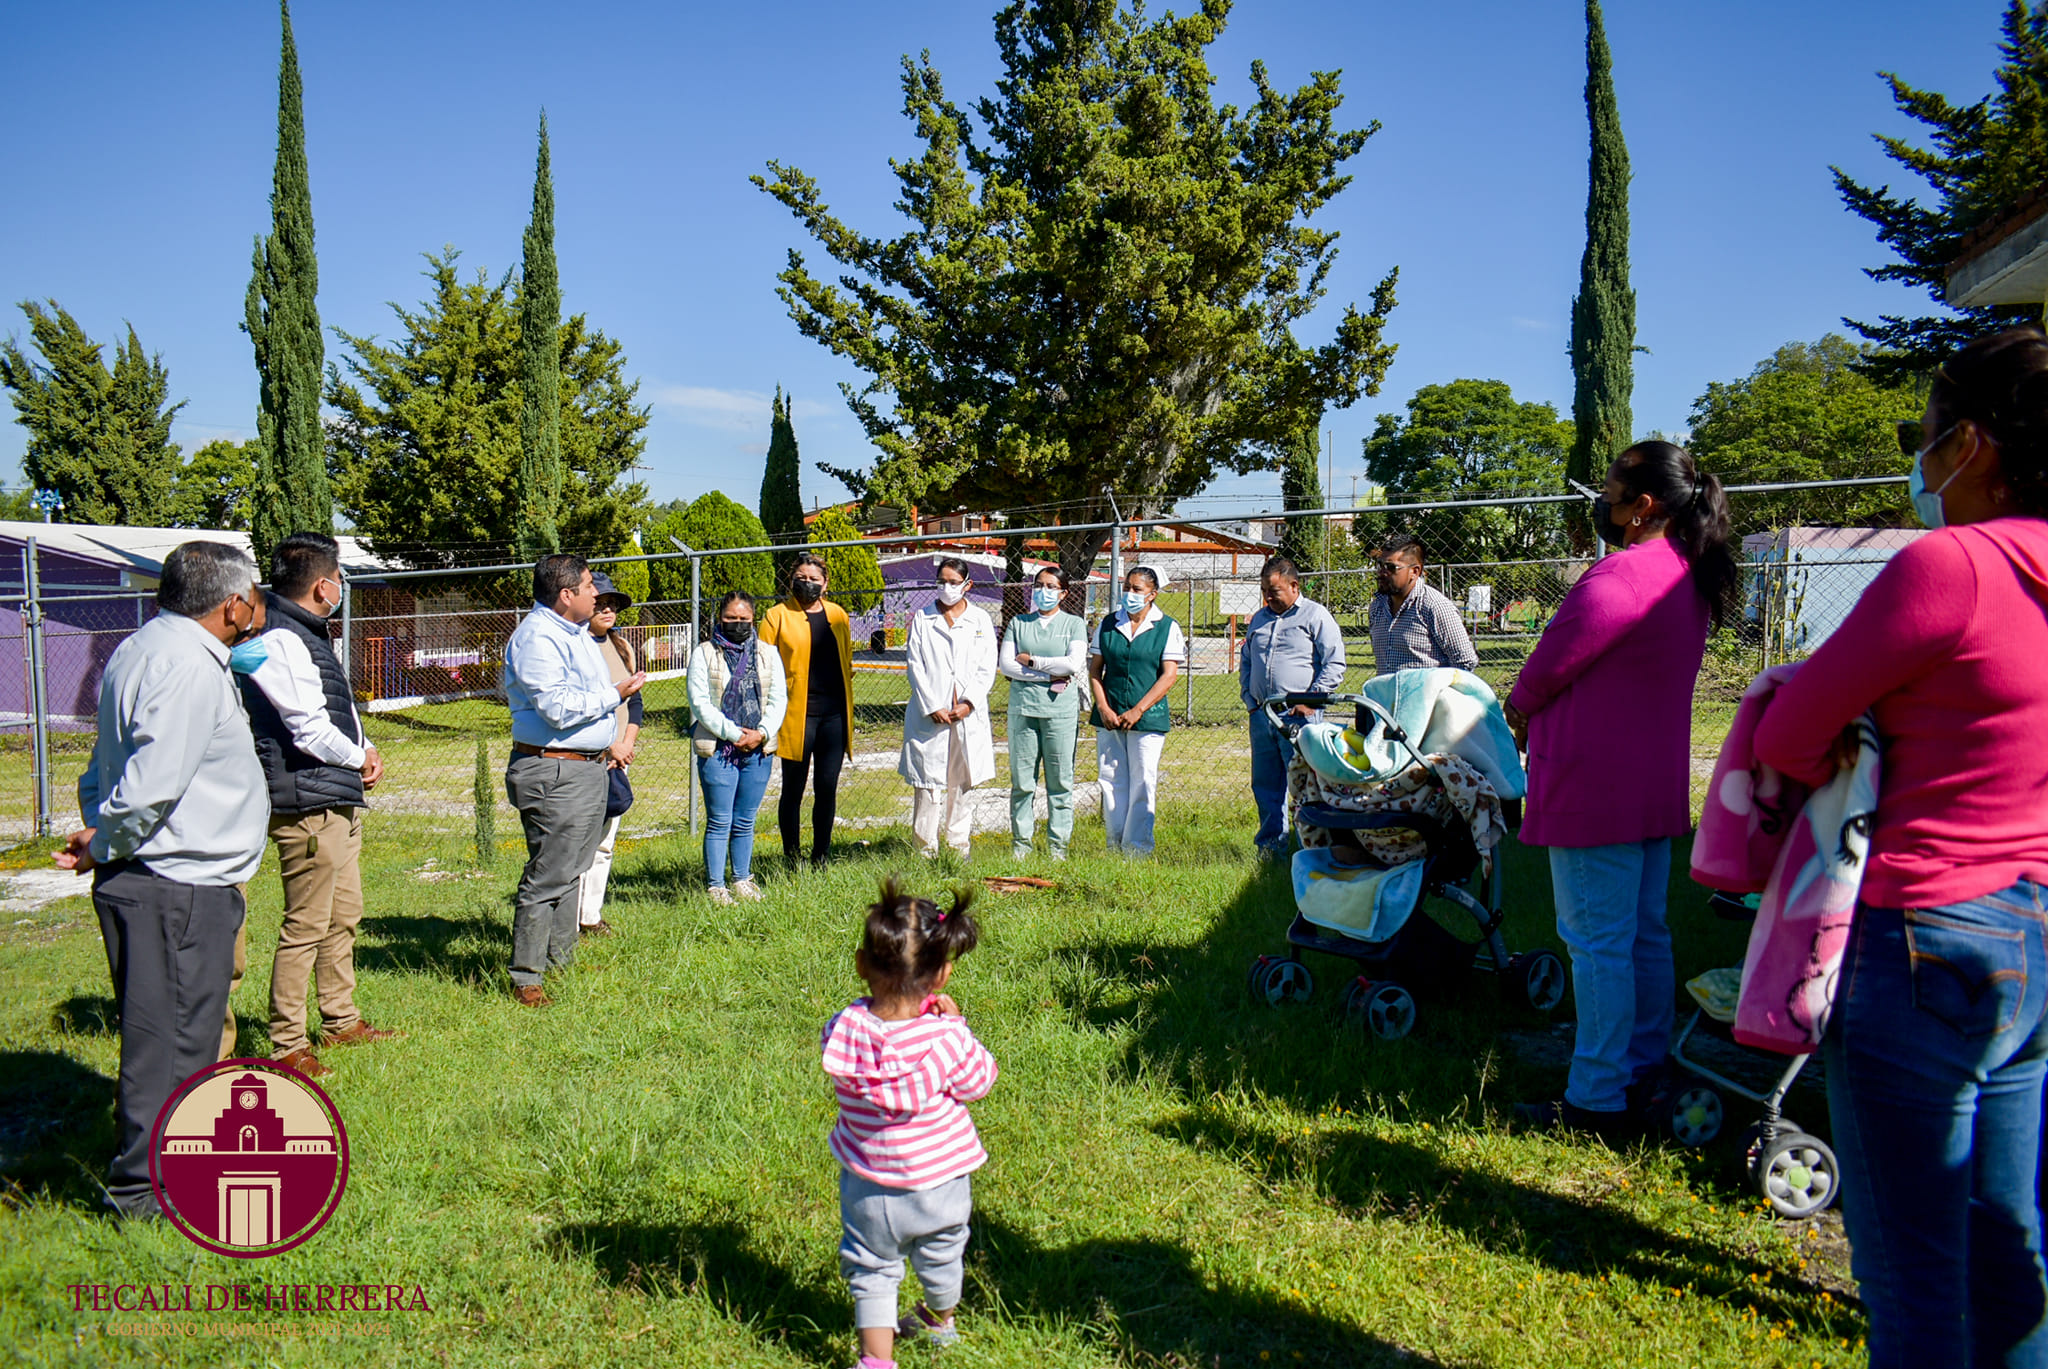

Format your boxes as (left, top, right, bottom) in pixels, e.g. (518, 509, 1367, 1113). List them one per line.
(707, 885, 735, 907)
(731, 877, 763, 902)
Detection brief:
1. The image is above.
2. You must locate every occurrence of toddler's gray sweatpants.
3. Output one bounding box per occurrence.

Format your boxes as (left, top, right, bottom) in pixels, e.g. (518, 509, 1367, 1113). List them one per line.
(839, 1169, 972, 1329)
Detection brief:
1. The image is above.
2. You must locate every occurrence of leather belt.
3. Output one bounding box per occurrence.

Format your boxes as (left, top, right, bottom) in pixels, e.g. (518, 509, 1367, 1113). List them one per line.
(513, 742, 606, 762)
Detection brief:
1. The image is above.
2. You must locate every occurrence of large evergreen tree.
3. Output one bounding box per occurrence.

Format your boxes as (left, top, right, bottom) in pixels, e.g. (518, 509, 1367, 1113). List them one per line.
(326, 251, 649, 567)
(244, 0, 331, 563)
(1833, 1, 2048, 384)
(756, 0, 1398, 584)
(516, 113, 563, 560)
(0, 302, 183, 525)
(1567, 0, 1635, 537)
(646, 492, 773, 612)
(758, 386, 806, 584)
(1277, 425, 1326, 575)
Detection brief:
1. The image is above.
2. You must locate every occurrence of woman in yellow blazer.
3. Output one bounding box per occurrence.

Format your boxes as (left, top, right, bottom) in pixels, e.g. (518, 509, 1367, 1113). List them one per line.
(758, 552, 857, 869)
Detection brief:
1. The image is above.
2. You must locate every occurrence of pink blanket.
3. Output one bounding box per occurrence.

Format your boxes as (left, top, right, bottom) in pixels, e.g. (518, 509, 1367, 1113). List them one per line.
(1693, 663, 1880, 1055)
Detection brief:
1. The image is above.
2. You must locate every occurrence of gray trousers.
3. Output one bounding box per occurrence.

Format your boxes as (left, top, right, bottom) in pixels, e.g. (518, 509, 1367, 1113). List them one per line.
(505, 754, 610, 988)
(94, 861, 246, 1216)
(839, 1169, 972, 1329)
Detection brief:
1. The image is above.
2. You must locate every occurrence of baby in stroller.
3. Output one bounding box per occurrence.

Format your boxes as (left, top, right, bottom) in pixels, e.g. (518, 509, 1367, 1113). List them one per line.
(1246, 675, 1567, 1038)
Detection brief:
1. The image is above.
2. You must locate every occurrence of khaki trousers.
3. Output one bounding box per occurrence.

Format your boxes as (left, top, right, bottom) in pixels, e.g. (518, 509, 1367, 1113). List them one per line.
(266, 807, 366, 1055)
(219, 915, 247, 1061)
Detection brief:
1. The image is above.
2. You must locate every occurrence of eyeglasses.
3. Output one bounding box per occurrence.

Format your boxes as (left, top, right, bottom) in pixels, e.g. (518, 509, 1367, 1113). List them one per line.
(1376, 559, 1414, 575)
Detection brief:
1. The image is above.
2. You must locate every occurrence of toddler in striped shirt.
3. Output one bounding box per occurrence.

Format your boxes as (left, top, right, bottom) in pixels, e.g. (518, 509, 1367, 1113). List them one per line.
(821, 877, 997, 1368)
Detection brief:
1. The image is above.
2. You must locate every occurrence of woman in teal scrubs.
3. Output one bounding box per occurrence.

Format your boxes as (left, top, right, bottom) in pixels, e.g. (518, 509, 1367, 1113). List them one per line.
(999, 565, 1087, 859)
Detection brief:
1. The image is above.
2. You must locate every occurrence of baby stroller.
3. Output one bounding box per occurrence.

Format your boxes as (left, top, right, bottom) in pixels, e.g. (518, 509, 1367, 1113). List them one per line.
(1658, 891, 1841, 1219)
(1245, 691, 1568, 1040)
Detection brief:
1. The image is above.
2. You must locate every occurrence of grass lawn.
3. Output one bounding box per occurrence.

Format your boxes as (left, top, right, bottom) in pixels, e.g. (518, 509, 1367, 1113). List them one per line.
(0, 791, 1865, 1368)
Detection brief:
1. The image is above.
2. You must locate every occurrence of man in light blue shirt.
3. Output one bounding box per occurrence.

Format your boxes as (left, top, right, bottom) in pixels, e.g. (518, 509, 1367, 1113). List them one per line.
(501, 555, 645, 1005)
(56, 541, 271, 1219)
(1238, 555, 1347, 857)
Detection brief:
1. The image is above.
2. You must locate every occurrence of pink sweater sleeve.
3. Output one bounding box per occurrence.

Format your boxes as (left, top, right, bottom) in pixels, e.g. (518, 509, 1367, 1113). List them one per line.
(1753, 535, 1972, 786)
(1508, 560, 1649, 716)
(944, 1024, 999, 1103)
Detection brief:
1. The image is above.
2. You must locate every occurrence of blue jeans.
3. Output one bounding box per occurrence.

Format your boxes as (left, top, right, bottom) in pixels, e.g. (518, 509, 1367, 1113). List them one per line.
(1549, 839, 1672, 1113)
(1824, 882, 2048, 1368)
(700, 748, 774, 888)
(1249, 713, 1295, 853)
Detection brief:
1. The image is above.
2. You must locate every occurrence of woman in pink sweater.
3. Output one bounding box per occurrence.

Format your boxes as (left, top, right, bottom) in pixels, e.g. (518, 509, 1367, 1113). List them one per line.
(1753, 329, 2048, 1368)
(1504, 441, 1740, 1136)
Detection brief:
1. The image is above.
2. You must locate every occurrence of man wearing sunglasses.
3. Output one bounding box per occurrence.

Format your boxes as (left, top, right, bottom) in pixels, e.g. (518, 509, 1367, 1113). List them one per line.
(1367, 535, 1477, 676)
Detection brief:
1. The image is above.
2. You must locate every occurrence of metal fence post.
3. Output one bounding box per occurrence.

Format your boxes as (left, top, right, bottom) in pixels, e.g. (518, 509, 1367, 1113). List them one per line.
(689, 549, 702, 836)
(338, 568, 353, 682)
(25, 538, 52, 838)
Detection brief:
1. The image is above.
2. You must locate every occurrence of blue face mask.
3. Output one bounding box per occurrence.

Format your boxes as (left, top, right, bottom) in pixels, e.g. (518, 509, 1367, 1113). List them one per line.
(1031, 586, 1060, 613)
(1908, 425, 1968, 530)
(228, 638, 269, 675)
(1121, 591, 1148, 617)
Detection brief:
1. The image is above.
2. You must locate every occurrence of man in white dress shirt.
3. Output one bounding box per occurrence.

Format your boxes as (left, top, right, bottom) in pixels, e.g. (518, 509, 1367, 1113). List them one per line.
(234, 532, 394, 1079)
(58, 542, 272, 1220)
(501, 555, 645, 1005)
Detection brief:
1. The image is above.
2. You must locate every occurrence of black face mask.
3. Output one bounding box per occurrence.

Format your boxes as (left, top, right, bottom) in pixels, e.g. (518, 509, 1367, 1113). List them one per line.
(793, 580, 824, 604)
(718, 620, 753, 644)
(1592, 496, 1628, 548)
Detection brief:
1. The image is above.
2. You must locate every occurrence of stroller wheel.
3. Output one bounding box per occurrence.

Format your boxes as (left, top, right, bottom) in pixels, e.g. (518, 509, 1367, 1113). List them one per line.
(1668, 1085, 1724, 1148)
(1254, 957, 1315, 1006)
(1247, 954, 1274, 998)
(1504, 950, 1568, 1014)
(1739, 1119, 1798, 1184)
(1345, 978, 1416, 1041)
(1755, 1131, 1839, 1219)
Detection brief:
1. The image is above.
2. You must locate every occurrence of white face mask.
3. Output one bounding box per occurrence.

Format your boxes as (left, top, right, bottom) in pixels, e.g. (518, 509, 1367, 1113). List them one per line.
(936, 580, 967, 606)
(1122, 590, 1148, 617)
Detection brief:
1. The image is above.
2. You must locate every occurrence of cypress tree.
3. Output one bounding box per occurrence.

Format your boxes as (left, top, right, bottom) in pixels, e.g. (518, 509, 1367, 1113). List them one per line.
(515, 113, 563, 560)
(1567, 0, 1636, 539)
(1278, 423, 1325, 579)
(758, 386, 805, 584)
(244, 0, 331, 565)
(472, 738, 496, 867)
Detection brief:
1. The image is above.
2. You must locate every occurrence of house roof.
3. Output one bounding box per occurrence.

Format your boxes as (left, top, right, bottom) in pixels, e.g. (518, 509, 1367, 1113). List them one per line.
(0, 522, 393, 581)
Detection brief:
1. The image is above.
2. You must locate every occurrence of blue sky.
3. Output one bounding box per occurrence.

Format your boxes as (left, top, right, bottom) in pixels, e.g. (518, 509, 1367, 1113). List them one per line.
(0, 0, 2011, 522)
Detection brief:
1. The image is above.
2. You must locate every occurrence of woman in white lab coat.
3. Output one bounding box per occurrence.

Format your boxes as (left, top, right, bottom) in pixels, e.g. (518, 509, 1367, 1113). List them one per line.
(899, 556, 998, 858)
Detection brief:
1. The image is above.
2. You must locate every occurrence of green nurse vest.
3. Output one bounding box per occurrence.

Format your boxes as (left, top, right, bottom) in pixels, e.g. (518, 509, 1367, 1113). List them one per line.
(1089, 613, 1175, 733)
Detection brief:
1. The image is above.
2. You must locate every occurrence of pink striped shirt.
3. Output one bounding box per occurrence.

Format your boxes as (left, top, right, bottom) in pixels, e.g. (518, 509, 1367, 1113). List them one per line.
(821, 999, 998, 1190)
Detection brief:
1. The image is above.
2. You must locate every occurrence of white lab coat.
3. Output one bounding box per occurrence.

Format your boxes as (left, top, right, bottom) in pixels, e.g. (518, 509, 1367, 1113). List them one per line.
(899, 601, 998, 789)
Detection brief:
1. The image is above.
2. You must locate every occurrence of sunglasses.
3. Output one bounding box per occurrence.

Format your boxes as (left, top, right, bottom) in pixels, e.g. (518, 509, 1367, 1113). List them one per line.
(1896, 420, 1931, 458)
(1375, 559, 1414, 575)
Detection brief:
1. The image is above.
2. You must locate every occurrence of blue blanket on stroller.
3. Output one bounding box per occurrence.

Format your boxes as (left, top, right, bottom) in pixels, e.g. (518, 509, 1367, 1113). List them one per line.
(1300, 668, 1527, 801)
(1291, 847, 1425, 943)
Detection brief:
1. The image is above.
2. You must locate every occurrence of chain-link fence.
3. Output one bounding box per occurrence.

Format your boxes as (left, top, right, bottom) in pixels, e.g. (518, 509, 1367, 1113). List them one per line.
(0, 477, 1913, 859)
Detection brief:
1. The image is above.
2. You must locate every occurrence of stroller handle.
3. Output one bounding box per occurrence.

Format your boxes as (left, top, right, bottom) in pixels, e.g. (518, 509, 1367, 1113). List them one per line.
(1261, 692, 1426, 772)
(1260, 691, 1403, 738)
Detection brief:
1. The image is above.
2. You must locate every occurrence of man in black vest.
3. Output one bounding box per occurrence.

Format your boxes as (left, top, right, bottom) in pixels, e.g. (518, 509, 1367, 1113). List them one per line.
(235, 532, 397, 1078)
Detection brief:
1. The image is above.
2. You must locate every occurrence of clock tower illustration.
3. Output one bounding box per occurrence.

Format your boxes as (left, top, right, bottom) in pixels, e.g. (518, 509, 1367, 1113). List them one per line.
(150, 1060, 349, 1257)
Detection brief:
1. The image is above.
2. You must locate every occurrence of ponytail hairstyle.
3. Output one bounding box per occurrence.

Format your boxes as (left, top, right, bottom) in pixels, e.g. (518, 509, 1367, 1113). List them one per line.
(1614, 440, 1741, 628)
(859, 875, 980, 998)
(1928, 327, 2048, 518)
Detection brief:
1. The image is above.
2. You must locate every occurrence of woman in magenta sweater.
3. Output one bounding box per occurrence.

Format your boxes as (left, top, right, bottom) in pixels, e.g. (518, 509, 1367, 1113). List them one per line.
(1504, 440, 1740, 1136)
(1753, 330, 2048, 1368)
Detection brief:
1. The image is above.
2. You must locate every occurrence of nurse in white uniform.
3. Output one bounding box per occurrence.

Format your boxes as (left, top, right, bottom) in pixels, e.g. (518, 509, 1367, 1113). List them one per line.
(899, 556, 998, 858)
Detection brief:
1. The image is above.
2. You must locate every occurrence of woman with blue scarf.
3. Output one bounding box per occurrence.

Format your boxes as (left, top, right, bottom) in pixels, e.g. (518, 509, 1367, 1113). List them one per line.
(688, 591, 787, 905)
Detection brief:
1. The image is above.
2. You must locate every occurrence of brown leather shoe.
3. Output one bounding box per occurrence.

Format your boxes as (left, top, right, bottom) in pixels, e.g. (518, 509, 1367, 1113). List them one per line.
(272, 1047, 332, 1079)
(322, 1019, 402, 1047)
(580, 920, 614, 937)
(512, 986, 552, 1008)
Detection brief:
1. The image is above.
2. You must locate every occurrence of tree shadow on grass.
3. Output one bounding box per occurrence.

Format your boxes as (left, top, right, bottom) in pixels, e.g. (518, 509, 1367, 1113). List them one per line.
(1154, 1109, 1849, 1332)
(352, 912, 509, 992)
(0, 1049, 114, 1209)
(551, 1208, 1457, 1368)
